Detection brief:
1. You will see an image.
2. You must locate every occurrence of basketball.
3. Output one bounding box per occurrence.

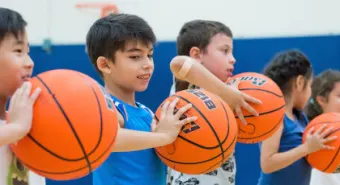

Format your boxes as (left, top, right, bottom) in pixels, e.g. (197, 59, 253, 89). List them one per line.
(154, 89, 238, 174)
(227, 72, 285, 144)
(303, 112, 340, 173)
(10, 69, 119, 180)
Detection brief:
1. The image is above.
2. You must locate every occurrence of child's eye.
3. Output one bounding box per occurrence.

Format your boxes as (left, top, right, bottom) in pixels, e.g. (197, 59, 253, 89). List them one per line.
(148, 55, 153, 59)
(15, 49, 23, 53)
(129, 56, 141, 59)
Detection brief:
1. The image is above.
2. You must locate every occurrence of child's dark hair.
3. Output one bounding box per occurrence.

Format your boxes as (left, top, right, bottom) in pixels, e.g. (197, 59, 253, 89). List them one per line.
(264, 50, 313, 96)
(305, 69, 340, 120)
(86, 13, 156, 77)
(174, 20, 233, 92)
(0, 7, 27, 44)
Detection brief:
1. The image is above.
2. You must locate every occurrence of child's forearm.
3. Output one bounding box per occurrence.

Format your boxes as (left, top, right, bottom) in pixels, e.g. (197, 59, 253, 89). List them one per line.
(170, 56, 234, 100)
(262, 144, 309, 173)
(0, 124, 28, 146)
(112, 128, 169, 152)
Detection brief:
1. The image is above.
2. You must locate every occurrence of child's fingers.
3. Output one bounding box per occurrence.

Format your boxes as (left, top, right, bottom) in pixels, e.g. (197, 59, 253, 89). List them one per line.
(174, 103, 192, 119)
(306, 127, 315, 136)
(320, 126, 334, 138)
(29, 87, 42, 104)
(235, 107, 247, 125)
(167, 98, 179, 115)
(323, 145, 336, 150)
(322, 135, 338, 144)
(314, 124, 327, 136)
(178, 116, 197, 126)
(160, 101, 170, 120)
(242, 102, 259, 117)
(243, 93, 262, 105)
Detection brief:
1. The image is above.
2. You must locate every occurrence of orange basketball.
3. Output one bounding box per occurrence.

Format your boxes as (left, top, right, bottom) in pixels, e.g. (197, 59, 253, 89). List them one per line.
(154, 89, 237, 174)
(303, 112, 340, 173)
(227, 72, 285, 144)
(10, 69, 118, 180)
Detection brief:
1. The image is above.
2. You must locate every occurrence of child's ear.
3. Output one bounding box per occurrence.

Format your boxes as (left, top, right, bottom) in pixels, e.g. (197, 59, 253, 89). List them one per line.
(295, 75, 305, 92)
(189, 47, 202, 64)
(316, 95, 328, 110)
(97, 56, 112, 75)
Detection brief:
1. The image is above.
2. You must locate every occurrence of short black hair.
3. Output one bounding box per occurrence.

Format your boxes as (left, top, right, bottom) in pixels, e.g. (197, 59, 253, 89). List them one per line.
(264, 49, 313, 95)
(0, 7, 27, 44)
(86, 13, 157, 76)
(174, 20, 233, 92)
(176, 20, 233, 56)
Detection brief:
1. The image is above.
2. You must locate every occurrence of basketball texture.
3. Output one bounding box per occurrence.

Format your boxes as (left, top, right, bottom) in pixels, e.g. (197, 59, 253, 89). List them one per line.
(10, 69, 119, 180)
(303, 112, 340, 173)
(155, 89, 238, 174)
(227, 72, 285, 144)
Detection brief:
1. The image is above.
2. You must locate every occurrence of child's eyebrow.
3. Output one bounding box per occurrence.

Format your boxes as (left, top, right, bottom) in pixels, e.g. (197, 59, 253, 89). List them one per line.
(126, 47, 154, 52)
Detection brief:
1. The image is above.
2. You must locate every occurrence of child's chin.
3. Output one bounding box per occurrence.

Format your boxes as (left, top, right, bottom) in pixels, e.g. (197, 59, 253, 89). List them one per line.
(135, 85, 149, 92)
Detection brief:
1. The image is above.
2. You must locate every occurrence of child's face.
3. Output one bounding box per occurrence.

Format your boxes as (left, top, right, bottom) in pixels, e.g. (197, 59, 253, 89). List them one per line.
(199, 33, 236, 82)
(0, 32, 33, 97)
(321, 82, 340, 113)
(106, 40, 154, 92)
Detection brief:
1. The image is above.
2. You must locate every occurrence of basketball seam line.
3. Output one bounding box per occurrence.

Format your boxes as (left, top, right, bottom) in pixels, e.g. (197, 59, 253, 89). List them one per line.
(15, 133, 117, 174)
(173, 94, 225, 161)
(27, 74, 105, 162)
(36, 76, 92, 173)
(239, 88, 283, 98)
(235, 104, 285, 119)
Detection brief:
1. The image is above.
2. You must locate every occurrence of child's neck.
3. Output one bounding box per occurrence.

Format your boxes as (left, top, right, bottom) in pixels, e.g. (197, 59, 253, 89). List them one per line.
(0, 97, 7, 120)
(284, 97, 295, 120)
(104, 82, 136, 106)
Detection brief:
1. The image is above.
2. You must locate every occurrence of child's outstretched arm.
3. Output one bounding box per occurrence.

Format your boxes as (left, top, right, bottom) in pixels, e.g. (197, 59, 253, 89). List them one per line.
(170, 56, 261, 124)
(112, 98, 197, 152)
(260, 123, 336, 173)
(0, 82, 41, 146)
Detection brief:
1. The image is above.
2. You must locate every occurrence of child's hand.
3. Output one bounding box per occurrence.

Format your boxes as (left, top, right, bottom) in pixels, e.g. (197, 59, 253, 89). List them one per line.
(304, 124, 337, 154)
(226, 78, 262, 125)
(153, 98, 197, 145)
(7, 82, 41, 135)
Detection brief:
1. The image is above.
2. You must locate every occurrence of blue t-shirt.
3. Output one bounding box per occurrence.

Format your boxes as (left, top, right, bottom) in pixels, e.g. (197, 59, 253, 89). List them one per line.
(92, 95, 167, 185)
(257, 111, 311, 185)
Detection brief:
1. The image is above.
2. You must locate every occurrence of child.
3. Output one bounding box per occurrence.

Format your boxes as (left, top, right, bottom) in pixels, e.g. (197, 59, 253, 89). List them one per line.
(305, 69, 340, 185)
(257, 50, 337, 185)
(87, 14, 260, 185)
(86, 13, 198, 185)
(168, 20, 239, 185)
(0, 7, 45, 185)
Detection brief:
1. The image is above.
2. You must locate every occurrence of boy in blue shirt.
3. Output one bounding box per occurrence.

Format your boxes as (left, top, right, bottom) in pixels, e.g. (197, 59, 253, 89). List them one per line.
(86, 13, 196, 185)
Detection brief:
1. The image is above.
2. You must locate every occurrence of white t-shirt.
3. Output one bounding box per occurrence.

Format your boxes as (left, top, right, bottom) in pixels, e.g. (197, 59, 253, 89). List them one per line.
(310, 169, 340, 185)
(0, 120, 46, 185)
(167, 81, 236, 185)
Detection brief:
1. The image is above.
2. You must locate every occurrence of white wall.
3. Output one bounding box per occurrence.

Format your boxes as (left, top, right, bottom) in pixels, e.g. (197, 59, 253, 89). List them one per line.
(1, 0, 339, 45)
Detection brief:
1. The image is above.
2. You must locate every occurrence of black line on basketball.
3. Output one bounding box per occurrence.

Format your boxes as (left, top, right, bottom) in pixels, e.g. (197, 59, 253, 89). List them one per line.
(174, 94, 224, 161)
(34, 76, 92, 173)
(155, 133, 237, 165)
(199, 97, 235, 174)
(17, 127, 117, 174)
(200, 150, 235, 174)
(27, 75, 103, 161)
(235, 104, 285, 119)
(319, 128, 340, 172)
(239, 88, 283, 98)
(238, 114, 284, 140)
(76, 72, 103, 158)
(154, 97, 230, 150)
